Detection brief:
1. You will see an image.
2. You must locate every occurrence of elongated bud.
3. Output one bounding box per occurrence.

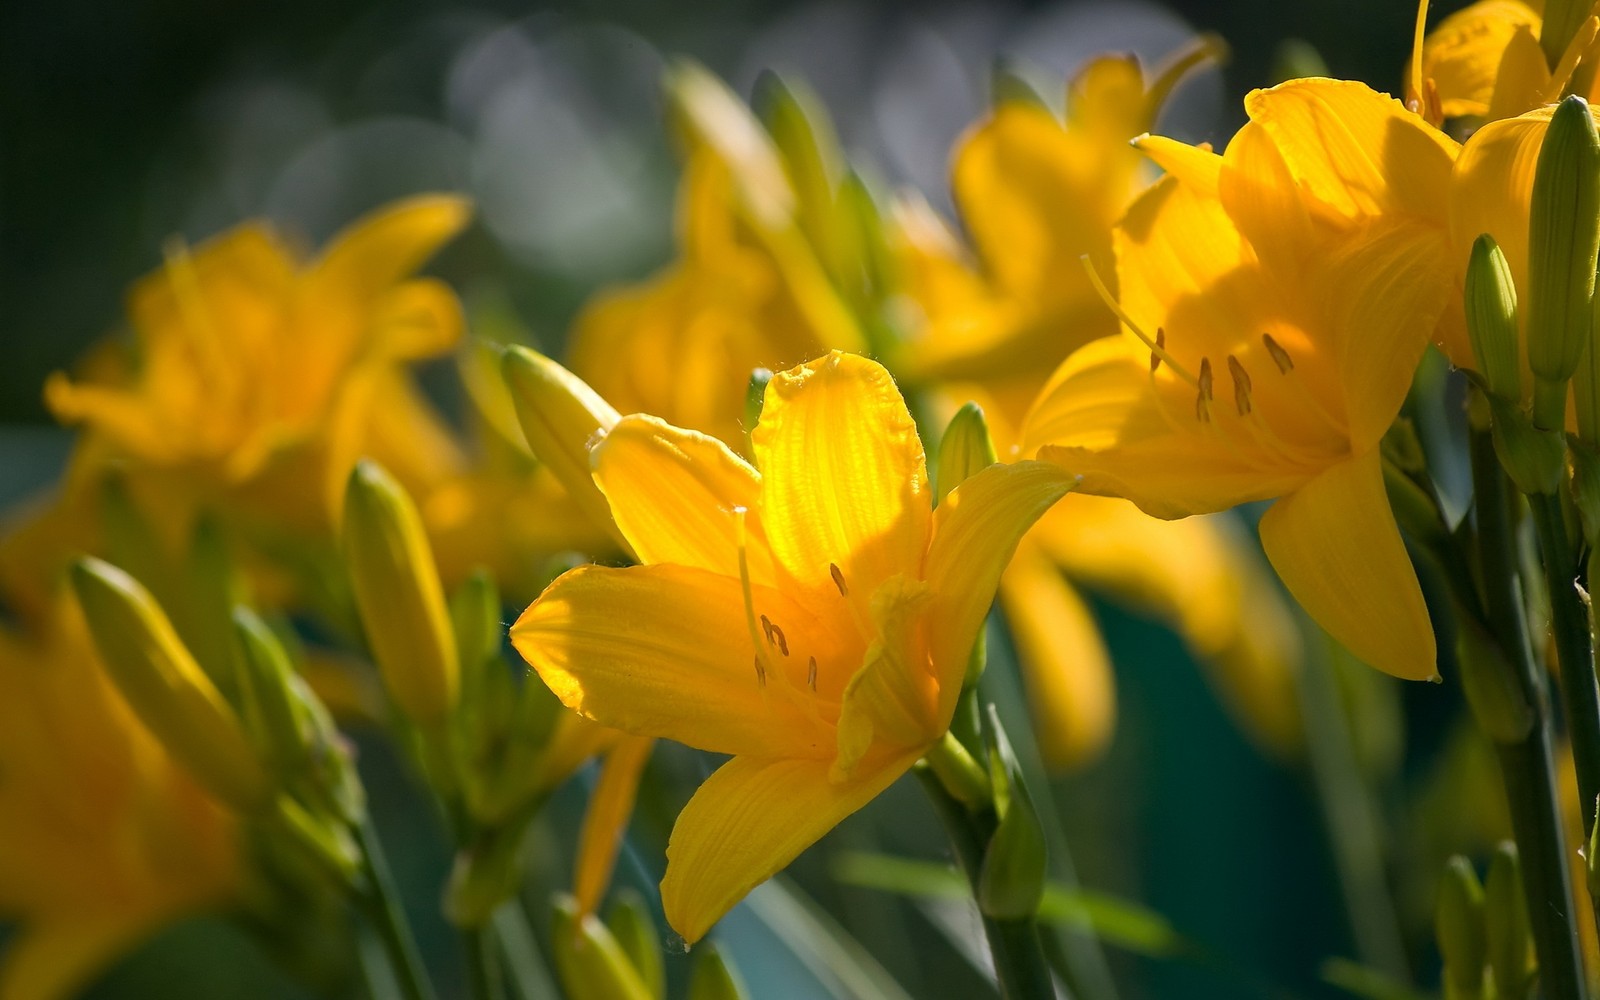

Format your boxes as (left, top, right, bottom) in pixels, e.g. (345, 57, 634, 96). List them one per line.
(500, 346, 632, 557)
(936, 402, 999, 505)
(757, 72, 841, 269)
(1453, 614, 1534, 743)
(688, 944, 749, 1000)
(233, 607, 363, 823)
(606, 893, 665, 1000)
(1485, 843, 1535, 1000)
(550, 895, 654, 1000)
(343, 461, 458, 725)
(1464, 235, 1522, 402)
(1436, 856, 1488, 1000)
(71, 557, 273, 813)
(663, 59, 792, 229)
(977, 706, 1047, 920)
(1526, 96, 1600, 430)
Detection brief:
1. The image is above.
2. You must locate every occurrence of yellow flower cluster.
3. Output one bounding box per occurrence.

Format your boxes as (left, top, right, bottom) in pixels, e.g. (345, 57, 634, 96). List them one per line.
(10, 0, 1600, 994)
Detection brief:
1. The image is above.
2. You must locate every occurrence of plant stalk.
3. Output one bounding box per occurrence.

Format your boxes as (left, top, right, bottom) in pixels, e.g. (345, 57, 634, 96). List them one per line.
(356, 817, 439, 1000)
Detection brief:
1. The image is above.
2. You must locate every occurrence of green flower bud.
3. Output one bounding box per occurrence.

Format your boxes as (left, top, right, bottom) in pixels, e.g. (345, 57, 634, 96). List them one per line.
(1487, 395, 1565, 495)
(744, 368, 773, 458)
(1464, 234, 1522, 402)
(446, 827, 525, 929)
(550, 895, 654, 1000)
(71, 557, 273, 813)
(1526, 96, 1600, 430)
(606, 892, 665, 1000)
(342, 461, 459, 726)
(936, 402, 999, 505)
(688, 943, 749, 1000)
(757, 71, 842, 269)
(1436, 855, 1487, 1000)
(978, 706, 1047, 920)
(500, 346, 631, 556)
(1485, 843, 1534, 1000)
(663, 59, 793, 229)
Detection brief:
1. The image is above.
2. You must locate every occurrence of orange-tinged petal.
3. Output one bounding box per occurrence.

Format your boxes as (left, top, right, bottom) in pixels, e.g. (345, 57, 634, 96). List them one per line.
(752, 352, 931, 604)
(1323, 222, 1452, 450)
(923, 460, 1076, 722)
(305, 194, 472, 305)
(1422, 0, 1544, 119)
(592, 415, 776, 583)
(0, 913, 147, 1000)
(1133, 134, 1221, 195)
(1028, 496, 1303, 758)
(660, 751, 920, 945)
(1258, 451, 1436, 681)
(1237, 79, 1458, 226)
(952, 105, 1121, 300)
(833, 575, 939, 781)
(998, 545, 1116, 771)
(573, 736, 654, 918)
(1026, 338, 1315, 518)
(511, 564, 834, 757)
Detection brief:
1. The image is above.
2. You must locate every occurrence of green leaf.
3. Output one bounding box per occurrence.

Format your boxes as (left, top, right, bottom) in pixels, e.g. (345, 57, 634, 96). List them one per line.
(1320, 958, 1434, 1000)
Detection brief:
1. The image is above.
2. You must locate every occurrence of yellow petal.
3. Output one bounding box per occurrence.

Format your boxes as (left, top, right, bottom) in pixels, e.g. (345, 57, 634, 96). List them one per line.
(833, 575, 939, 781)
(1025, 338, 1314, 518)
(1237, 79, 1458, 226)
(305, 194, 472, 304)
(1486, 24, 1551, 121)
(511, 564, 834, 757)
(1028, 496, 1303, 759)
(923, 460, 1076, 721)
(1133, 134, 1222, 195)
(661, 752, 920, 945)
(1258, 451, 1436, 681)
(1422, 0, 1544, 119)
(574, 736, 654, 917)
(951, 104, 1124, 300)
(592, 414, 776, 582)
(368, 277, 465, 361)
(753, 352, 931, 603)
(1065, 54, 1146, 137)
(1450, 106, 1553, 311)
(0, 913, 146, 1000)
(998, 543, 1116, 771)
(1322, 222, 1453, 450)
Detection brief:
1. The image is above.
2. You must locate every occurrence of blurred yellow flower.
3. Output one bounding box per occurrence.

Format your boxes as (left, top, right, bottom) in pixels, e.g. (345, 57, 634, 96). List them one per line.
(1410, 0, 1597, 124)
(0, 600, 237, 1000)
(1025, 79, 1458, 681)
(43, 196, 471, 541)
(567, 67, 860, 449)
(511, 352, 1072, 943)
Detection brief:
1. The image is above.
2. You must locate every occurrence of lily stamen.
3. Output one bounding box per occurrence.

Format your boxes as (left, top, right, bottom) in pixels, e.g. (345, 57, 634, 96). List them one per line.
(1227, 355, 1252, 416)
(1195, 357, 1214, 422)
(829, 563, 848, 596)
(807, 656, 818, 692)
(735, 507, 784, 692)
(1082, 255, 1199, 386)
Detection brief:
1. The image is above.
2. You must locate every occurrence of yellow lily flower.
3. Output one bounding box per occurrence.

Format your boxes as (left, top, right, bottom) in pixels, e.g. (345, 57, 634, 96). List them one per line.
(1410, 0, 1599, 124)
(567, 70, 859, 451)
(1025, 79, 1459, 681)
(0, 600, 237, 1000)
(43, 196, 471, 540)
(894, 45, 1215, 385)
(511, 351, 1073, 943)
(895, 46, 1304, 768)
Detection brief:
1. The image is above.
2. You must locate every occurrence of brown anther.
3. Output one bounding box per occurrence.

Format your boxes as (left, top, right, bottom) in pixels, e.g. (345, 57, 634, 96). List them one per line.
(1262, 333, 1294, 374)
(1195, 357, 1214, 422)
(807, 656, 818, 691)
(1226, 354, 1252, 416)
(760, 614, 774, 644)
(829, 563, 848, 597)
(770, 622, 789, 656)
(753, 655, 767, 687)
(1151, 327, 1166, 374)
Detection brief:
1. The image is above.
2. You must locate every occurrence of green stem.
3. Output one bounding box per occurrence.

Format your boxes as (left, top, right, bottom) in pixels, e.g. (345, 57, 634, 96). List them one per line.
(917, 765, 1056, 1000)
(1529, 492, 1600, 833)
(465, 924, 505, 1000)
(356, 818, 438, 1000)
(1470, 432, 1588, 1000)
(1294, 628, 1410, 982)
